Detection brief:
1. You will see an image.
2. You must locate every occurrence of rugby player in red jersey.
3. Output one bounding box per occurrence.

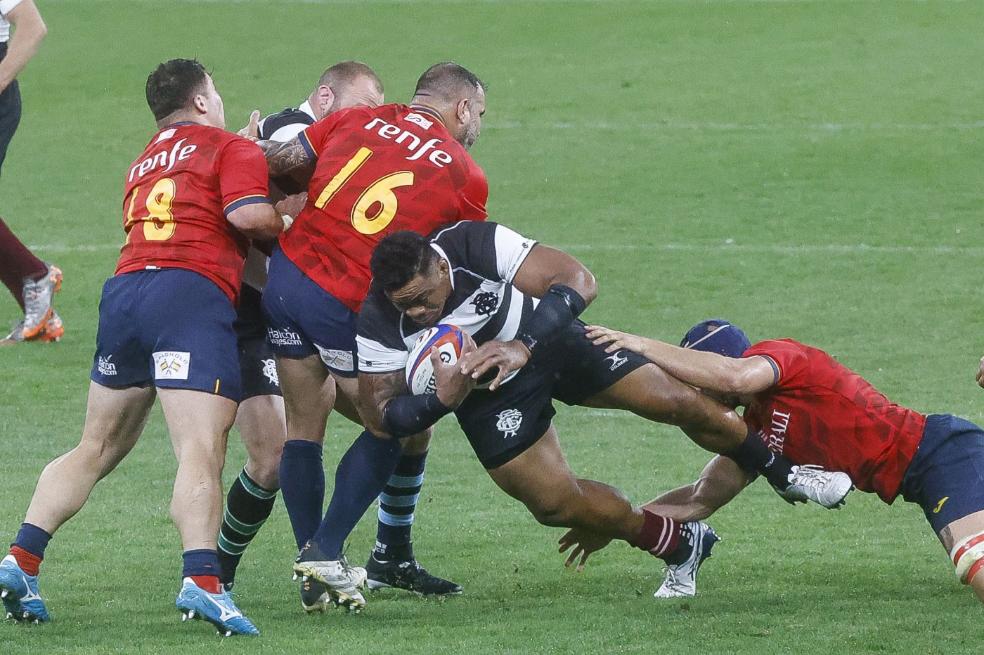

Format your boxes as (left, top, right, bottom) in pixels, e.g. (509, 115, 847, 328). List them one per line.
(255, 62, 488, 609)
(562, 319, 984, 606)
(0, 59, 283, 635)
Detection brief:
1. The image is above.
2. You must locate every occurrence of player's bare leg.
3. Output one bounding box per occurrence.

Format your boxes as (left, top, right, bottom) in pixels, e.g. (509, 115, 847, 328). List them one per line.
(23, 383, 156, 534)
(487, 425, 645, 541)
(1, 383, 155, 622)
(940, 509, 984, 604)
(582, 363, 746, 453)
(584, 364, 852, 508)
(237, 394, 286, 490)
(158, 389, 235, 552)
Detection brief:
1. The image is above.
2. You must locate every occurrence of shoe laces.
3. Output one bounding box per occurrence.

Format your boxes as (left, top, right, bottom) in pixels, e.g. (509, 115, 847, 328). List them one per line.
(790, 464, 829, 489)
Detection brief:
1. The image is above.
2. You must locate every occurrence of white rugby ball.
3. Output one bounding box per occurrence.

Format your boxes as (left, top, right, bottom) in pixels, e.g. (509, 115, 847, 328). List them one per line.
(405, 325, 465, 395)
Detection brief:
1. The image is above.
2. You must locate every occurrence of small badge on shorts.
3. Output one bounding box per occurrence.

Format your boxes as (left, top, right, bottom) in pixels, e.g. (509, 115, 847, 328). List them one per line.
(153, 351, 191, 380)
(605, 350, 628, 371)
(261, 358, 280, 386)
(314, 345, 355, 372)
(496, 409, 523, 439)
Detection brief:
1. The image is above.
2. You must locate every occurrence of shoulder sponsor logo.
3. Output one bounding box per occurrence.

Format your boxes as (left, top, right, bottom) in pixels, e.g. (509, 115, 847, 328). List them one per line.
(261, 358, 279, 386)
(315, 345, 355, 372)
(97, 355, 118, 376)
(267, 327, 303, 347)
(153, 351, 191, 380)
(495, 408, 523, 439)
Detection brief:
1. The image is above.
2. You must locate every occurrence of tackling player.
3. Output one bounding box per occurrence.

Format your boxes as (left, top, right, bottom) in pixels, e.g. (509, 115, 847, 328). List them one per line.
(567, 320, 984, 605)
(335, 222, 851, 610)
(216, 61, 386, 593)
(0, 59, 283, 635)
(256, 62, 488, 608)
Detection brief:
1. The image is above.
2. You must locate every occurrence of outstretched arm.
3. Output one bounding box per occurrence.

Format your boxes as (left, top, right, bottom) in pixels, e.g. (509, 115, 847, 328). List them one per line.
(0, 0, 47, 93)
(585, 326, 776, 395)
(643, 456, 754, 522)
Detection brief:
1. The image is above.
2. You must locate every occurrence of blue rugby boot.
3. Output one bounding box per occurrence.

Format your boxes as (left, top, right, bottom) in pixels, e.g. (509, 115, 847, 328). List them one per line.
(175, 577, 259, 636)
(654, 521, 720, 599)
(0, 554, 49, 623)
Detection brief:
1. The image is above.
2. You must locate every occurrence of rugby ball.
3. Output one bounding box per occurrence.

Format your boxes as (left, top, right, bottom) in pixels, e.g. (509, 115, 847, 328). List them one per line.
(406, 325, 466, 395)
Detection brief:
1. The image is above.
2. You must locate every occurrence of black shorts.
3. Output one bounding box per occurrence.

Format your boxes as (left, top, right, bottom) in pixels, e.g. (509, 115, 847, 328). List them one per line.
(454, 320, 648, 469)
(0, 43, 21, 174)
(236, 285, 281, 399)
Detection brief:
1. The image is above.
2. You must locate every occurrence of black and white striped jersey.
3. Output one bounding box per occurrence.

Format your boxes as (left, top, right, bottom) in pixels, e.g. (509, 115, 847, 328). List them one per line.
(258, 100, 316, 142)
(357, 221, 538, 377)
(258, 100, 316, 195)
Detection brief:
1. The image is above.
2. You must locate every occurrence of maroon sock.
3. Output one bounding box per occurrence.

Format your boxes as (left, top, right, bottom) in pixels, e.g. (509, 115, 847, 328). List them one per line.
(630, 510, 681, 558)
(0, 217, 47, 310)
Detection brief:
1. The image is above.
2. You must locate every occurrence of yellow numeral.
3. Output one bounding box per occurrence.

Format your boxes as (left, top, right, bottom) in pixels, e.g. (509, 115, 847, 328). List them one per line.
(313, 147, 415, 235)
(125, 178, 177, 242)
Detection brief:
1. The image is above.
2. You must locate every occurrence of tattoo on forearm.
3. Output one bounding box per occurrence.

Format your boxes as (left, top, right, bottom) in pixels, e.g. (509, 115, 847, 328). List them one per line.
(359, 371, 409, 433)
(259, 138, 312, 177)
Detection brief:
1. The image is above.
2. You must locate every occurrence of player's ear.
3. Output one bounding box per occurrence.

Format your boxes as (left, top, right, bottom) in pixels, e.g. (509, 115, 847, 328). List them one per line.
(192, 93, 208, 114)
(455, 97, 471, 124)
(316, 85, 336, 117)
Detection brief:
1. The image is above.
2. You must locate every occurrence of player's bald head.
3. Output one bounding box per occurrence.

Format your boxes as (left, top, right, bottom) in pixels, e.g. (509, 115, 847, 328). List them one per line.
(146, 59, 211, 121)
(412, 62, 485, 106)
(318, 61, 383, 107)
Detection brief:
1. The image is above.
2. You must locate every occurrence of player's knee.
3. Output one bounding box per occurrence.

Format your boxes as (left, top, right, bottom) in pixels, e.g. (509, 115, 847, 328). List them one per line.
(526, 494, 574, 527)
(951, 531, 984, 585)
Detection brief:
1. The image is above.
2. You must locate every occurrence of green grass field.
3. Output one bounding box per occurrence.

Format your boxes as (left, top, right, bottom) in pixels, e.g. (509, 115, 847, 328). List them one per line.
(2, 0, 984, 652)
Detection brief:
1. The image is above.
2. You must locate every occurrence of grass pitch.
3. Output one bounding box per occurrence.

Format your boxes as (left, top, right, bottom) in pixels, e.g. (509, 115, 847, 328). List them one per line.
(2, 1, 984, 652)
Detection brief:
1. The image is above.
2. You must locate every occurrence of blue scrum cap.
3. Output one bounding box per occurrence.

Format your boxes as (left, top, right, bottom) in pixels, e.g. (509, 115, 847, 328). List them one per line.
(680, 319, 751, 358)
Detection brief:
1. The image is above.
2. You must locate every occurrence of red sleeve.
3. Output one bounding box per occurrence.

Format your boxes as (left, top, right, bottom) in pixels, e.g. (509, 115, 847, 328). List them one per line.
(219, 137, 270, 215)
(298, 107, 360, 159)
(459, 163, 488, 220)
(743, 340, 810, 388)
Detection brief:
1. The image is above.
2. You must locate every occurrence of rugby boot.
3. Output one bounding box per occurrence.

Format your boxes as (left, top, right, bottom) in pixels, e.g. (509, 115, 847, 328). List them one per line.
(3, 311, 63, 345)
(175, 577, 259, 636)
(299, 576, 333, 613)
(779, 465, 853, 509)
(366, 553, 462, 596)
(654, 522, 719, 599)
(21, 264, 62, 339)
(0, 554, 49, 623)
(293, 543, 367, 613)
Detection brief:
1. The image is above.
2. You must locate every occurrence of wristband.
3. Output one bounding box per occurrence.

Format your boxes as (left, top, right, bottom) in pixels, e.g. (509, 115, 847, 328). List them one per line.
(382, 392, 451, 439)
(515, 284, 588, 352)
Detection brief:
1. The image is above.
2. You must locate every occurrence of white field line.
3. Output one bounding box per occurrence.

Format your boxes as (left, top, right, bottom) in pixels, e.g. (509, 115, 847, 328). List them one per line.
(29, 242, 984, 256)
(486, 120, 984, 132)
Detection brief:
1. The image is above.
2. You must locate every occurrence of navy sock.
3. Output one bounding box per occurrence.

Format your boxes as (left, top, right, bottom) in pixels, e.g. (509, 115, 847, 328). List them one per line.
(311, 431, 402, 560)
(13, 523, 51, 559)
(280, 440, 325, 549)
(725, 430, 794, 490)
(182, 549, 221, 578)
(373, 451, 427, 562)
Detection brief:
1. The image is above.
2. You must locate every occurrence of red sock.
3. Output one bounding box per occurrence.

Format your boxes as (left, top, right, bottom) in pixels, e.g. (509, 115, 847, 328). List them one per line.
(0, 217, 47, 310)
(10, 545, 42, 576)
(631, 510, 681, 558)
(190, 575, 222, 594)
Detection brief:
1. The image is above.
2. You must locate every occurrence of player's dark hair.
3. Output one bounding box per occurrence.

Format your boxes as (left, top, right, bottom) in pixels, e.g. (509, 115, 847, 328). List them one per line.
(146, 59, 210, 122)
(371, 231, 440, 293)
(318, 61, 383, 98)
(413, 62, 485, 103)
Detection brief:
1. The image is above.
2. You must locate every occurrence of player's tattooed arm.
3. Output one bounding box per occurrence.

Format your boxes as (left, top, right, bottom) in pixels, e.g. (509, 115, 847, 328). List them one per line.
(358, 371, 408, 438)
(257, 137, 315, 181)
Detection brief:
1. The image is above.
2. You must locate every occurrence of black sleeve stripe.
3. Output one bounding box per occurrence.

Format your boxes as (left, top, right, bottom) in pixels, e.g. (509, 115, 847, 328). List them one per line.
(258, 108, 314, 141)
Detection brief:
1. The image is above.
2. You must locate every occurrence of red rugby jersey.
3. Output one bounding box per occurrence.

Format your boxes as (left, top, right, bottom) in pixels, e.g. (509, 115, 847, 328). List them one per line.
(742, 339, 926, 503)
(279, 104, 488, 312)
(116, 123, 270, 302)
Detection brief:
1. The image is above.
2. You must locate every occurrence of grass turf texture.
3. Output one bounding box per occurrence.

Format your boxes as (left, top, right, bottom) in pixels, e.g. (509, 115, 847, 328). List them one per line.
(2, 0, 983, 652)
